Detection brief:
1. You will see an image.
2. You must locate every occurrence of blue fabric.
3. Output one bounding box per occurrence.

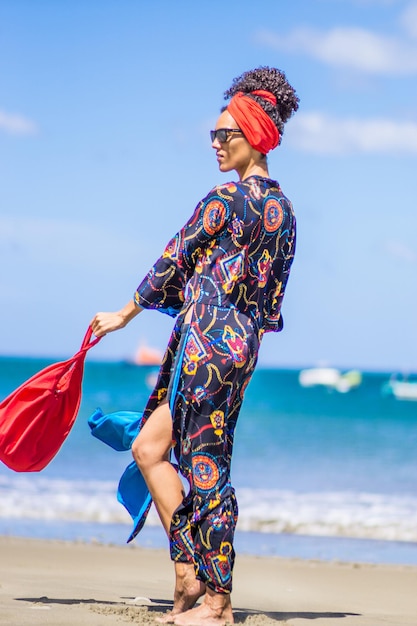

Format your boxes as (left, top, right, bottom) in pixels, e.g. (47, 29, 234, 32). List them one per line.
(117, 461, 152, 542)
(167, 323, 190, 416)
(88, 408, 152, 543)
(88, 408, 142, 451)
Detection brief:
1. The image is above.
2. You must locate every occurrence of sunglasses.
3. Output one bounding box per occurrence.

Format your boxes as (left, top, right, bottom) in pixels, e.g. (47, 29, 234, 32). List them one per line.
(210, 128, 243, 143)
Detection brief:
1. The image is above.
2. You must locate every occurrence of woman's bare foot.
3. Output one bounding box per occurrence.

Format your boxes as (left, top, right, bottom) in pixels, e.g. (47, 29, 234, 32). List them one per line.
(156, 563, 206, 624)
(172, 587, 233, 626)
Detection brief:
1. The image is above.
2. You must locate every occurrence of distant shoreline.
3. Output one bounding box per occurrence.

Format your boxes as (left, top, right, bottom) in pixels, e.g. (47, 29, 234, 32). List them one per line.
(1, 521, 417, 567)
(1, 353, 414, 377)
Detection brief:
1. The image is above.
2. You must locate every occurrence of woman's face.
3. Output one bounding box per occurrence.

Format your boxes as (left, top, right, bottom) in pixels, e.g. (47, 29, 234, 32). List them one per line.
(212, 110, 260, 179)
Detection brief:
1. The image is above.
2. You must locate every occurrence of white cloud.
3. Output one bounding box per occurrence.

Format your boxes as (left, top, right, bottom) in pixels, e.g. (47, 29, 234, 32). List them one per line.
(256, 26, 417, 74)
(385, 240, 416, 263)
(286, 112, 417, 154)
(400, 2, 417, 38)
(0, 109, 38, 135)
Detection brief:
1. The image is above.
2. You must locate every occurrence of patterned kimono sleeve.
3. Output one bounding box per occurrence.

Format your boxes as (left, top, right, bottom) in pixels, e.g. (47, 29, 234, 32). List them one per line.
(263, 210, 297, 333)
(134, 188, 230, 316)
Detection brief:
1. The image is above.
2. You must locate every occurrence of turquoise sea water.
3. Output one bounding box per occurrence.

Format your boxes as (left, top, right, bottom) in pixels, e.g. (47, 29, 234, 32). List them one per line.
(1, 357, 416, 565)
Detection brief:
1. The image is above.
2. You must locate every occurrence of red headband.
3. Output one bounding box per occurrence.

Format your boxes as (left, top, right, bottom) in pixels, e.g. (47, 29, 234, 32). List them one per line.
(227, 90, 280, 154)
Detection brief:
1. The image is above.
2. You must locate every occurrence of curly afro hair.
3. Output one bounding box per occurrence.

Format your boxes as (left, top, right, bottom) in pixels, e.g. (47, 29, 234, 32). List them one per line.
(224, 66, 299, 143)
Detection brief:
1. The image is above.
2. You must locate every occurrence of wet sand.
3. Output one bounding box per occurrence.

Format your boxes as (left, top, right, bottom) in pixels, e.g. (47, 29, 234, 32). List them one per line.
(0, 536, 416, 625)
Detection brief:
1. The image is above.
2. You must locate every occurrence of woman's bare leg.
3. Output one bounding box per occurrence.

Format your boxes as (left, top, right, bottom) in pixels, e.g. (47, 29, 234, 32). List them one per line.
(131, 400, 205, 621)
(132, 399, 182, 532)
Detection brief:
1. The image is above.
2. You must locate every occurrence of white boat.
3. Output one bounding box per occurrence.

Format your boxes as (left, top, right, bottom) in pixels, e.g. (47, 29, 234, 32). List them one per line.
(299, 368, 362, 393)
(383, 379, 417, 401)
(335, 369, 362, 393)
(299, 367, 340, 387)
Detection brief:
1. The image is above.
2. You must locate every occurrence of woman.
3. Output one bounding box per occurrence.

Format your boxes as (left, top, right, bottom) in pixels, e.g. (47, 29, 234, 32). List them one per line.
(91, 66, 299, 626)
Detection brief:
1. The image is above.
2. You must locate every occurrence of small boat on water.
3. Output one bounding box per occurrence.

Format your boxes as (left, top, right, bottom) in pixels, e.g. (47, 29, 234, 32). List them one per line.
(133, 343, 163, 366)
(298, 367, 362, 393)
(125, 342, 163, 390)
(382, 377, 417, 401)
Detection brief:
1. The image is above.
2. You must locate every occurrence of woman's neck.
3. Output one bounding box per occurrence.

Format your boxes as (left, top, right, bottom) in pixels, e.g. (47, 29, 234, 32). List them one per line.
(237, 160, 269, 181)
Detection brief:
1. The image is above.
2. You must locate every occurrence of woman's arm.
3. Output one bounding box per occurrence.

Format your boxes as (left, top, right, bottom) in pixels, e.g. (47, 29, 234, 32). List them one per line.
(90, 299, 143, 337)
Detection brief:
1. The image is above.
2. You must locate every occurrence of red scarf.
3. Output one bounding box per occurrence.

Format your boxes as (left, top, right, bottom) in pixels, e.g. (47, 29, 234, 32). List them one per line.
(227, 90, 280, 154)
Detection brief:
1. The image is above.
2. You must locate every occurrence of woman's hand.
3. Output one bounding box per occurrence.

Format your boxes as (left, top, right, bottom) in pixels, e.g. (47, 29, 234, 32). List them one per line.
(90, 311, 127, 337)
(90, 300, 142, 337)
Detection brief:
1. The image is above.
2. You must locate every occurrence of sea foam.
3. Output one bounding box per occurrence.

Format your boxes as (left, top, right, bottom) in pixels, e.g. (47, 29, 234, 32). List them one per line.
(1, 475, 416, 543)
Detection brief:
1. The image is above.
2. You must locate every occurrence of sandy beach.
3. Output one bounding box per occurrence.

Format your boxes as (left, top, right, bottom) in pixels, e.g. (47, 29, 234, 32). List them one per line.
(0, 536, 416, 625)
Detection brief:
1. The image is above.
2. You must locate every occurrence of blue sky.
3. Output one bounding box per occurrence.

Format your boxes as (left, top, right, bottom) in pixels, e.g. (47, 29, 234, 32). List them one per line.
(1, 0, 416, 372)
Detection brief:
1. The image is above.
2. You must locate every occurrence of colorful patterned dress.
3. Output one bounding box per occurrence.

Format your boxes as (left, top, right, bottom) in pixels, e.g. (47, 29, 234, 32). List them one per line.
(134, 175, 296, 593)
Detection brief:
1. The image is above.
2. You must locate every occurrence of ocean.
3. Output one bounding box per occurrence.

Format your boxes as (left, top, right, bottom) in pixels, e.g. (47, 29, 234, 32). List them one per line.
(1, 356, 417, 566)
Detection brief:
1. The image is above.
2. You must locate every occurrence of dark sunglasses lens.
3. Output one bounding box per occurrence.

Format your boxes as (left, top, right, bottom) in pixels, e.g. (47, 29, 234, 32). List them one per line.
(210, 129, 228, 143)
